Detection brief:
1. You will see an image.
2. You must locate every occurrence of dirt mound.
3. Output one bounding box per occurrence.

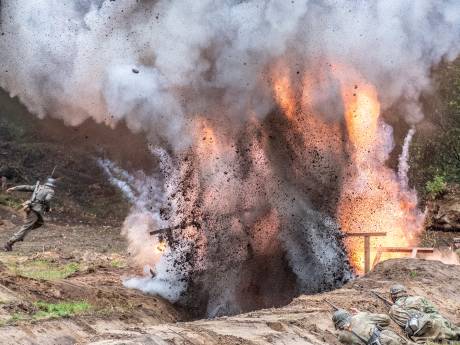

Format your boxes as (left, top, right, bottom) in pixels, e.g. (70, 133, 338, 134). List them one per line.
(0, 250, 183, 345)
(0, 209, 184, 345)
(85, 258, 459, 345)
(0, 204, 458, 345)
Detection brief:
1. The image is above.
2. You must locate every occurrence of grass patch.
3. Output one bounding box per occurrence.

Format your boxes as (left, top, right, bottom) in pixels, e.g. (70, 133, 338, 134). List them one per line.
(2, 312, 29, 326)
(110, 259, 125, 269)
(33, 301, 91, 320)
(2, 301, 92, 325)
(8, 312, 27, 324)
(8, 259, 80, 281)
(409, 270, 418, 279)
(0, 193, 23, 209)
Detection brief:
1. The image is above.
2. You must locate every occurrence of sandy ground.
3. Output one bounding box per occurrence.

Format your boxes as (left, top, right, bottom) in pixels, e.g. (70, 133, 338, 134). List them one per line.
(0, 205, 126, 255)
(87, 258, 460, 345)
(0, 206, 183, 345)
(0, 206, 459, 345)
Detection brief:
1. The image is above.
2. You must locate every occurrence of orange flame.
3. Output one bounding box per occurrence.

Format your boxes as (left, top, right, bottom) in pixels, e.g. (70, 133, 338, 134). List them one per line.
(272, 63, 296, 119)
(270, 63, 423, 272)
(336, 70, 422, 273)
(342, 84, 380, 158)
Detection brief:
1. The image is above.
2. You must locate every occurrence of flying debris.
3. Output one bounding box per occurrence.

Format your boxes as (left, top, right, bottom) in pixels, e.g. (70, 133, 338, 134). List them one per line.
(149, 207, 267, 247)
(150, 220, 200, 236)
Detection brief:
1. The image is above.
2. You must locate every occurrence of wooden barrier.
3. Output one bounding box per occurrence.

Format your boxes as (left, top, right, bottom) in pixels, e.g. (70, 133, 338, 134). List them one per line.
(345, 232, 387, 273)
(372, 247, 434, 268)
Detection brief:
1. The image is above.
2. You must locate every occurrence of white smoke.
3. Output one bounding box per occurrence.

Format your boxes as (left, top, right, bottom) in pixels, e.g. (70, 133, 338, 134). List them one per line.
(98, 155, 190, 301)
(1, 0, 459, 141)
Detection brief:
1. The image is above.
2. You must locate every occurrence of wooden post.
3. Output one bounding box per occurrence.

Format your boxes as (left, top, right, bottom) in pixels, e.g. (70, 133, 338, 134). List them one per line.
(345, 232, 387, 274)
(364, 235, 370, 274)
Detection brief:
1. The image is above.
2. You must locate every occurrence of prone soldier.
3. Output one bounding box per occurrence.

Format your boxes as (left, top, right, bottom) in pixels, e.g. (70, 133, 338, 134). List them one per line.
(3, 175, 57, 251)
(388, 284, 460, 343)
(332, 308, 415, 345)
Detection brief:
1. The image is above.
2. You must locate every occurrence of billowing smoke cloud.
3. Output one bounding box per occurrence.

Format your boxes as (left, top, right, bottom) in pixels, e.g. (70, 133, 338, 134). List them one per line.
(1, 0, 460, 316)
(1, 1, 459, 138)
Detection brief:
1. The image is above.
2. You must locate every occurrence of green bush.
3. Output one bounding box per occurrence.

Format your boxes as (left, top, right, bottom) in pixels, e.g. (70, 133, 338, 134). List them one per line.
(408, 58, 460, 199)
(425, 175, 447, 198)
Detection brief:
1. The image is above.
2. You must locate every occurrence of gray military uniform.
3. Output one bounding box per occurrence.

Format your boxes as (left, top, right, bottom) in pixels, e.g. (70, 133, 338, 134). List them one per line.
(336, 312, 415, 345)
(6, 184, 54, 246)
(389, 296, 460, 343)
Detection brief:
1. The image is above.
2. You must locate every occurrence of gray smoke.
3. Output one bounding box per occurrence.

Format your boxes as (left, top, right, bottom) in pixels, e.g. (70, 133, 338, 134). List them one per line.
(1, 0, 459, 140)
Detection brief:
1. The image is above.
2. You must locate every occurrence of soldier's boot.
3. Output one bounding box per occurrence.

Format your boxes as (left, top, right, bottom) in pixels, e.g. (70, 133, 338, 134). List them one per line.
(4, 211, 39, 252)
(3, 241, 13, 252)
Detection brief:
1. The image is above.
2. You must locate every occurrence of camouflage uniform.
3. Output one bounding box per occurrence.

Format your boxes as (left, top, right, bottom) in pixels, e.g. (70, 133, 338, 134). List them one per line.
(4, 181, 55, 250)
(334, 310, 414, 345)
(389, 286, 460, 344)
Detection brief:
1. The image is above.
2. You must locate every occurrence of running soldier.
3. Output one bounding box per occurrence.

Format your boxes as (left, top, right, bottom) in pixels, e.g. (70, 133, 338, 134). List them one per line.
(3, 176, 56, 251)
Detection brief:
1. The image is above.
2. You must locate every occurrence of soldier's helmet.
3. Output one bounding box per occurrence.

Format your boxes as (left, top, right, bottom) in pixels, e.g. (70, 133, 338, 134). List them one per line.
(45, 177, 57, 188)
(332, 309, 351, 329)
(390, 284, 407, 301)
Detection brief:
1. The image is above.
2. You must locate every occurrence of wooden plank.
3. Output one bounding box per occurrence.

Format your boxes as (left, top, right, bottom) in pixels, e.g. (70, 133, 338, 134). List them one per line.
(346, 232, 387, 237)
(372, 247, 434, 267)
(377, 247, 434, 253)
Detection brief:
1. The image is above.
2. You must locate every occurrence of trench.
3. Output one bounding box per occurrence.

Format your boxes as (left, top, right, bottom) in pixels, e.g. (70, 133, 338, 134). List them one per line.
(153, 110, 353, 319)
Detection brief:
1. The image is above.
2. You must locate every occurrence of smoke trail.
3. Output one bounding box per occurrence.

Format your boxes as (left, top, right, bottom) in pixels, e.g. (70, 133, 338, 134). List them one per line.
(98, 159, 136, 202)
(398, 127, 416, 190)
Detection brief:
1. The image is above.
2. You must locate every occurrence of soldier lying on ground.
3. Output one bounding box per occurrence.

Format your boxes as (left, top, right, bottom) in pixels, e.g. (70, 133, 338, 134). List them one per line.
(3, 176, 57, 252)
(388, 284, 460, 344)
(332, 308, 415, 345)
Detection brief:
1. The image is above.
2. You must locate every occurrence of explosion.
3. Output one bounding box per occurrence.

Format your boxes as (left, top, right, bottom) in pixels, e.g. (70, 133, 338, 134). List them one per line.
(335, 67, 424, 272)
(1, 0, 460, 317)
(270, 63, 426, 273)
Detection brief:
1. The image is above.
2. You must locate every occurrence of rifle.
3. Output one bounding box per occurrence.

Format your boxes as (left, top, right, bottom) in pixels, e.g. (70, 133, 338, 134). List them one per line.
(371, 291, 393, 307)
(370, 291, 416, 342)
(324, 299, 372, 345)
(324, 299, 340, 311)
(149, 221, 199, 236)
(150, 220, 201, 249)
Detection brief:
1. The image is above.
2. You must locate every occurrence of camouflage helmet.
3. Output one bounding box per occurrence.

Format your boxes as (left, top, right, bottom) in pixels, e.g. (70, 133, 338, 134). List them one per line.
(45, 177, 56, 188)
(390, 284, 407, 300)
(332, 309, 351, 329)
